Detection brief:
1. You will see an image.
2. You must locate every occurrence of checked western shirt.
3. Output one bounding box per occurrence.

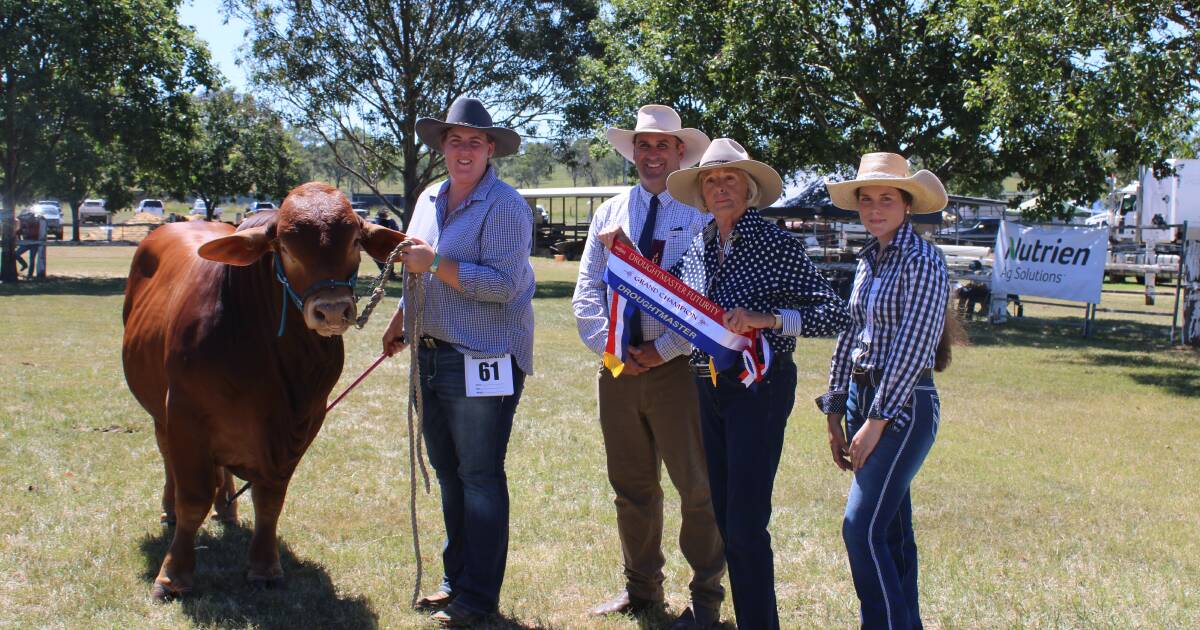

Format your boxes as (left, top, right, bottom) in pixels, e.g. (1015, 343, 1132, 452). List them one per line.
(402, 166, 536, 374)
(817, 221, 949, 428)
(573, 185, 711, 361)
(672, 208, 850, 363)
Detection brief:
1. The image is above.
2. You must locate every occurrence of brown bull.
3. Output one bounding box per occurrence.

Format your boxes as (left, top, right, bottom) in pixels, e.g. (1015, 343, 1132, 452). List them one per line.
(122, 182, 404, 599)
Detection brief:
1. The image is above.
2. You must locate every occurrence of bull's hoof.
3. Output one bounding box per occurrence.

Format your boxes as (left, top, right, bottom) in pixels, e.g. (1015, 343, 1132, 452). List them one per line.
(159, 512, 176, 527)
(150, 581, 189, 601)
(211, 512, 238, 525)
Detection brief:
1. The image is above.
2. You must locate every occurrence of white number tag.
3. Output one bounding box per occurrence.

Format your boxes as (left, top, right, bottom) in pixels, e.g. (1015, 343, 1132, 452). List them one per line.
(464, 354, 514, 397)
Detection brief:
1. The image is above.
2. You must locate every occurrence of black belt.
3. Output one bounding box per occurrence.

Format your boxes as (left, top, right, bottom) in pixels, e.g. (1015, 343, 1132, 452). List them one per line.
(851, 367, 932, 388)
(419, 335, 452, 349)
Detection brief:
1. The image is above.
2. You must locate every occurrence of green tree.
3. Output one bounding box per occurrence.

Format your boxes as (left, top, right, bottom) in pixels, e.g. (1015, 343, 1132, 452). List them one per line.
(955, 0, 1199, 216)
(228, 0, 599, 223)
(499, 142, 558, 188)
(155, 90, 302, 221)
(566, 0, 1198, 220)
(0, 0, 213, 281)
(556, 137, 606, 187)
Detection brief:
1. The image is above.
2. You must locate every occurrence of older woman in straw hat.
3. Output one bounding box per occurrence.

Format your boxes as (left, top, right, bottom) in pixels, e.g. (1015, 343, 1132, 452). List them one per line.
(818, 152, 961, 630)
(601, 138, 849, 629)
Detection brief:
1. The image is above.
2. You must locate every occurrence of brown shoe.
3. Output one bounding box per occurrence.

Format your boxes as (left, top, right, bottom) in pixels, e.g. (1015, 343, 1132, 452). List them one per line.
(590, 589, 665, 616)
(430, 602, 487, 627)
(414, 590, 455, 612)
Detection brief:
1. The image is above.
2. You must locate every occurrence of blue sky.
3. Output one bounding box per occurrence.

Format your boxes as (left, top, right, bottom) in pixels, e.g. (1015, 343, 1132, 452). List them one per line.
(178, 0, 251, 91)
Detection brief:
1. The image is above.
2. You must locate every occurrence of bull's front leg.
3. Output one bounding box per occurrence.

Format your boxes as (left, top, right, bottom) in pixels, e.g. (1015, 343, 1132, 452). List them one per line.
(246, 481, 288, 588)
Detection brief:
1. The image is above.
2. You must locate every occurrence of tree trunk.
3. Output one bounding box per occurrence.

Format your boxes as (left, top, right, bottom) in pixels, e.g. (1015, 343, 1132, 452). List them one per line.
(1, 187, 17, 283)
(402, 137, 420, 229)
(68, 196, 83, 242)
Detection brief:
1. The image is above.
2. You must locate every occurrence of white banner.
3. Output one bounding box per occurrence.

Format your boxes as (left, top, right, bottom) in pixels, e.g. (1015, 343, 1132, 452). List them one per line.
(992, 222, 1108, 304)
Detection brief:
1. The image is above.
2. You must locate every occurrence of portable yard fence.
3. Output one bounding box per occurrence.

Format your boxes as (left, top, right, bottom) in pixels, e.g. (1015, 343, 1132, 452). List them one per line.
(517, 187, 626, 258)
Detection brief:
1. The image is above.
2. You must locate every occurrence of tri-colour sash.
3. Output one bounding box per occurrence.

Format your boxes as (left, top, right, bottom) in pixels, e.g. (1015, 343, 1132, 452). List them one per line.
(603, 240, 769, 387)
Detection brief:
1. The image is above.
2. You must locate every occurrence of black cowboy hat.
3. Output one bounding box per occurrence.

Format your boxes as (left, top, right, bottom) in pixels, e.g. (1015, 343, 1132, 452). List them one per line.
(415, 96, 522, 158)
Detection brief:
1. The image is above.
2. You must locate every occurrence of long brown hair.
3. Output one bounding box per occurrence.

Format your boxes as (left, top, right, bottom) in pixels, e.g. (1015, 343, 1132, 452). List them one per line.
(934, 304, 968, 372)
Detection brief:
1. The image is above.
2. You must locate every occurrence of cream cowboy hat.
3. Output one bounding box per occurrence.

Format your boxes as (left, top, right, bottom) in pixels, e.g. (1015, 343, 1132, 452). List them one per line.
(825, 152, 948, 214)
(665, 138, 784, 211)
(606, 104, 711, 167)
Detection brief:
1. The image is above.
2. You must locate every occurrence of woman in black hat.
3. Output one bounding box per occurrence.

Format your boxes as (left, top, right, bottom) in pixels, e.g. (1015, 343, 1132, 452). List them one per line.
(381, 96, 535, 628)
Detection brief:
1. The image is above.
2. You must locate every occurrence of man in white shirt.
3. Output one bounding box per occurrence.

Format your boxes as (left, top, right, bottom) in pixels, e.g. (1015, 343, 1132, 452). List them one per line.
(572, 105, 724, 629)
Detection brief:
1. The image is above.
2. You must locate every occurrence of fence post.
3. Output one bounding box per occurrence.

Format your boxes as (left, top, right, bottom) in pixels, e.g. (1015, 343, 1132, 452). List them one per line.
(35, 242, 46, 279)
(989, 290, 1009, 324)
(1145, 270, 1156, 306)
(1184, 237, 1200, 347)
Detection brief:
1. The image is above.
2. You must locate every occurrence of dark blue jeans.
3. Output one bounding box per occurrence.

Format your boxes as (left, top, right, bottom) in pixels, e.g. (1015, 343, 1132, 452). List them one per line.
(419, 343, 526, 615)
(843, 377, 940, 630)
(695, 356, 796, 630)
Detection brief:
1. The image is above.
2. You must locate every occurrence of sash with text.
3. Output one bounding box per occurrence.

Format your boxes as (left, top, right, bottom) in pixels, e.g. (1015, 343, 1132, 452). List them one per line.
(603, 240, 769, 387)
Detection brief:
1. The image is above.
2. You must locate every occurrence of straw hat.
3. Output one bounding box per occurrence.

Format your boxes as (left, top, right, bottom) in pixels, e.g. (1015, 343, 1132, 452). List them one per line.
(665, 138, 784, 211)
(606, 105, 710, 167)
(825, 152, 947, 214)
(415, 96, 521, 157)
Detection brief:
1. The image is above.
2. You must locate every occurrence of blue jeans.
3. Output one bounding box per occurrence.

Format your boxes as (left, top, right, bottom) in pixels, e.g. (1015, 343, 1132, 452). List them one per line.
(15, 244, 37, 277)
(843, 377, 940, 630)
(695, 356, 796, 630)
(419, 343, 526, 615)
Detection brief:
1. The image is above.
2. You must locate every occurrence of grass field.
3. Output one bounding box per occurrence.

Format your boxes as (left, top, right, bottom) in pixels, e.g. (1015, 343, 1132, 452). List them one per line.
(1, 247, 1198, 629)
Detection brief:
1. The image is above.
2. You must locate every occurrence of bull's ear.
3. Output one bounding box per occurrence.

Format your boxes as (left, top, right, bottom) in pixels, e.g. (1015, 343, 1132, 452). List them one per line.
(361, 221, 407, 262)
(197, 226, 273, 266)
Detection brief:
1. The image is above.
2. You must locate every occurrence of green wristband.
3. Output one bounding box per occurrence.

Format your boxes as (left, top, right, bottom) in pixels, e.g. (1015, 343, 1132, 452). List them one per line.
(430, 253, 440, 273)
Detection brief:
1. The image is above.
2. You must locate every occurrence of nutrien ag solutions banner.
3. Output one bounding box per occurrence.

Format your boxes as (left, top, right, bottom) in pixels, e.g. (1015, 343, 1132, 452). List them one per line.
(992, 222, 1108, 304)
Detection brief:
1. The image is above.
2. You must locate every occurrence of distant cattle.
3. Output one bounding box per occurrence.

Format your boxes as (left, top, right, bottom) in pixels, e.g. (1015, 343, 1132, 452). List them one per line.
(122, 182, 404, 599)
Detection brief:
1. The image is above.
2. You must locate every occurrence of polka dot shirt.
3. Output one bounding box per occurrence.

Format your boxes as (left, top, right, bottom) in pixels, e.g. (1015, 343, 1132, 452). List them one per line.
(671, 208, 851, 364)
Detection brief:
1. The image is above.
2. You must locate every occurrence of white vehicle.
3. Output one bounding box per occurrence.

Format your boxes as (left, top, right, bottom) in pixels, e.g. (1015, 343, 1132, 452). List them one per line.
(134, 199, 164, 217)
(78, 198, 108, 224)
(245, 201, 276, 215)
(190, 199, 222, 218)
(1137, 159, 1200, 241)
(32, 200, 64, 239)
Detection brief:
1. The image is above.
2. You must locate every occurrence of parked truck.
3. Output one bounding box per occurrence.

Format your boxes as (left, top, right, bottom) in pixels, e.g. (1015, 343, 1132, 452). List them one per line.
(1136, 159, 1200, 242)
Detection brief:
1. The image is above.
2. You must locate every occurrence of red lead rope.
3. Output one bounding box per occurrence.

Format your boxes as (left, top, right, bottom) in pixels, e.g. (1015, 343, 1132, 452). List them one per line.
(226, 353, 391, 508)
(326, 352, 390, 412)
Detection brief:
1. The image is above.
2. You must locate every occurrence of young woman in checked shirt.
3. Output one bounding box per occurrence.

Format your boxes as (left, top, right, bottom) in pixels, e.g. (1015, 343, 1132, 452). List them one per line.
(818, 153, 966, 630)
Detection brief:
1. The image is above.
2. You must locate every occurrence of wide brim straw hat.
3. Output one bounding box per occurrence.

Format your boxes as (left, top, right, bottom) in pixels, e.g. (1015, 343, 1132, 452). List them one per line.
(415, 96, 522, 158)
(665, 138, 784, 211)
(606, 104, 711, 168)
(825, 152, 948, 214)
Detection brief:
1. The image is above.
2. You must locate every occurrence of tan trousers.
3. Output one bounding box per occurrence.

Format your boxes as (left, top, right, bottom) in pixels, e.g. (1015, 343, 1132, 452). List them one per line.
(597, 357, 726, 609)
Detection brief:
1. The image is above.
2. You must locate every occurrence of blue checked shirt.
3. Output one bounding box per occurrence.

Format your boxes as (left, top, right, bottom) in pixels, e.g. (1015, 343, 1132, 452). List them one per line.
(572, 185, 711, 361)
(673, 208, 850, 362)
(402, 166, 536, 374)
(817, 221, 948, 428)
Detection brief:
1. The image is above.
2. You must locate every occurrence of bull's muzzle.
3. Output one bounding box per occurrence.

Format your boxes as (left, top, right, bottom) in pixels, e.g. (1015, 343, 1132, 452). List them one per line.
(303, 290, 357, 336)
